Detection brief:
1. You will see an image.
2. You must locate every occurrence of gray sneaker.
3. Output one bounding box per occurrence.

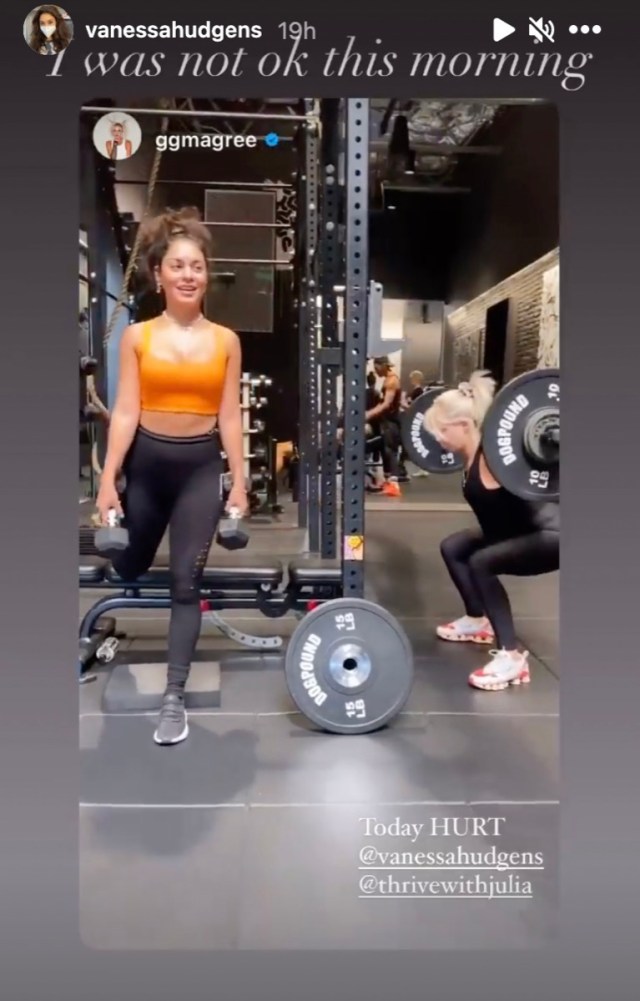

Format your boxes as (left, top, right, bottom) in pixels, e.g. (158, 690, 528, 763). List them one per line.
(153, 691, 189, 745)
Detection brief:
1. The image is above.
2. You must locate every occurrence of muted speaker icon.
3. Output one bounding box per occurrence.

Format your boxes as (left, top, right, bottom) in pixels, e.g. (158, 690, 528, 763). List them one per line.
(528, 17, 555, 42)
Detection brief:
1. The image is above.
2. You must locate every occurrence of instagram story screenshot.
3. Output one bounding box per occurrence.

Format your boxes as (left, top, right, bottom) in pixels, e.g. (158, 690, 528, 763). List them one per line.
(4, 3, 640, 1000)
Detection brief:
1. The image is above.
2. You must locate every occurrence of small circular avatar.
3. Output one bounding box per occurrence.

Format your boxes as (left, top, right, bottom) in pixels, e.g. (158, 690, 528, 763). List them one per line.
(25, 5, 73, 55)
(92, 113, 142, 162)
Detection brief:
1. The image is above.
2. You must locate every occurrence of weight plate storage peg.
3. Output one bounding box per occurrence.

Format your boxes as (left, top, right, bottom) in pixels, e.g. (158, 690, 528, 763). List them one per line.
(481, 368, 560, 502)
(284, 598, 415, 734)
(400, 389, 464, 475)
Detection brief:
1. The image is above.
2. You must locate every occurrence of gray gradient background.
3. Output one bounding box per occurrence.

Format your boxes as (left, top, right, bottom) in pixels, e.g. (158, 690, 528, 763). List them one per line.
(3, 0, 640, 998)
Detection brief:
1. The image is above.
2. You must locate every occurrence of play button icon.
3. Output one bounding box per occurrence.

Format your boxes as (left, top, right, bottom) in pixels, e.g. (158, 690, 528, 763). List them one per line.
(493, 18, 516, 41)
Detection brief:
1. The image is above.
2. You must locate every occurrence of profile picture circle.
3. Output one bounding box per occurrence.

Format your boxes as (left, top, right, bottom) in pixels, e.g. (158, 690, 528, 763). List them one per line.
(24, 5, 73, 54)
(92, 113, 142, 162)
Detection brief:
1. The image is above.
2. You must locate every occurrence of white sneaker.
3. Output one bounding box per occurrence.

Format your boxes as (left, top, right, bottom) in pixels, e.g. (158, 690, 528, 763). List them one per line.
(153, 691, 189, 745)
(437, 616, 494, 644)
(468, 649, 530, 691)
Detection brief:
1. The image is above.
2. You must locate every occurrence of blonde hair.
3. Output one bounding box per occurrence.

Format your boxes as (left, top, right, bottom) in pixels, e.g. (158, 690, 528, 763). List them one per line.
(423, 369, 496, 436)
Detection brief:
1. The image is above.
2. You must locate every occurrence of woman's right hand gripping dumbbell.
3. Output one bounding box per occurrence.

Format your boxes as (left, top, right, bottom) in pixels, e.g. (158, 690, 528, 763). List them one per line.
(96, 477, 123, 525)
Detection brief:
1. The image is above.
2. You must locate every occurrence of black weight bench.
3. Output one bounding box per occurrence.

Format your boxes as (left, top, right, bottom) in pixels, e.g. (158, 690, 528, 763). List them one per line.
(78, 554, 343, 682)
(79, 554, 285, 637)
(79, 554, 284, 590)
(288, 557, 342, 601)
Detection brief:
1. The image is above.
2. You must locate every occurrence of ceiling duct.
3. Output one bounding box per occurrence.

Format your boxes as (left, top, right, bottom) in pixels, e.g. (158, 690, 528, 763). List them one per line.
(370, 99, 502, 201)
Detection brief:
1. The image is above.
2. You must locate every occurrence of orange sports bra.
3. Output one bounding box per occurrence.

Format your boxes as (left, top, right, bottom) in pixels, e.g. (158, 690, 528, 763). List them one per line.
(135, 320, 228, 415)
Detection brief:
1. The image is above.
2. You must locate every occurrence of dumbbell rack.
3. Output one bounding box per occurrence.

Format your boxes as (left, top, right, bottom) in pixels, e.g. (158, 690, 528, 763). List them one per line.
(220, 373, 281, 514)
(241, 371, 271, 480)
(251, 434, 284, 516)
(245, 373, 280, 513)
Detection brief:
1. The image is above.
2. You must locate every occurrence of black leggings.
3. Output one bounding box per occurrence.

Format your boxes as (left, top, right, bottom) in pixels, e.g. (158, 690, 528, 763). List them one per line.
(380, 418, 402, 479)
(110, 427, 225, 691)
(366, 426, 382, 464)
(440, 528, 559, 649)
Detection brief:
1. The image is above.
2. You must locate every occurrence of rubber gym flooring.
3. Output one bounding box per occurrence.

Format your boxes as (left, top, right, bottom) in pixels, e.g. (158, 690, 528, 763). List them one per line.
(79, 502, 559, 950)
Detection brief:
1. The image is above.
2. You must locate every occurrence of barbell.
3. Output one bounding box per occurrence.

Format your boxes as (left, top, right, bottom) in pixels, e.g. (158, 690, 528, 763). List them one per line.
(285, 367, 560, 736)
(400, 368, 560, 502)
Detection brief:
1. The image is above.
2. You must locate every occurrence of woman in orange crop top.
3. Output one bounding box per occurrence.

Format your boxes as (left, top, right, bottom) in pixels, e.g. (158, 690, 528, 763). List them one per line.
(96, 206, 246, 747)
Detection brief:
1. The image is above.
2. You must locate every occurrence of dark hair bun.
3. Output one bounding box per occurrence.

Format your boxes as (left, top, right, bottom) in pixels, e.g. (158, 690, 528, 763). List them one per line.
(136, 207, 212, 286)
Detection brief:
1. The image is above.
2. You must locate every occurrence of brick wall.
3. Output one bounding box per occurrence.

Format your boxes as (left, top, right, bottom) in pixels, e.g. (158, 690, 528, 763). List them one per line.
(443, 248, 559, 385)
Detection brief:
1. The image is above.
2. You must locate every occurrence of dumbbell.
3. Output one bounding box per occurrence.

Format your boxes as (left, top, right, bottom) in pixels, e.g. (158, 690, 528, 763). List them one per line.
(94, 509, 129, 553)
(216, 507, 249, 551)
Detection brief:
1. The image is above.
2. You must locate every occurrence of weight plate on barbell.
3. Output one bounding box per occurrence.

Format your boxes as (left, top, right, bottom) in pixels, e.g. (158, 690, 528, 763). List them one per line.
(482, 368, 560, 502)
(284, 598, 414, 734)
(400, 390, 464, 474)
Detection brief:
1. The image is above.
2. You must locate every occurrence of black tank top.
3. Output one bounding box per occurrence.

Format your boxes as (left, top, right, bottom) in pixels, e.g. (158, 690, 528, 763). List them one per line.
(463, 448, 559, 541)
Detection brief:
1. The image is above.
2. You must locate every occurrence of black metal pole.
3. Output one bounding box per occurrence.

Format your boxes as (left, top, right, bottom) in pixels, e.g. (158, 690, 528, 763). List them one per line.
(267, 437, 281, 512)
(341, 100, 370, 598)
(305, 111, 321, 554)
(113, 179, 294, 189)
(295, 127, 309, 531)
(318, 99, 343, 560)
(81, 105, 311, 122)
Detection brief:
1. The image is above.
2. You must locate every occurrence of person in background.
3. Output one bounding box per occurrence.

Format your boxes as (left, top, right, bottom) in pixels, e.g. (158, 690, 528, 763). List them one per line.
(406, 369, 426, 403)
(366, 369, 380, 412)
(366, 356, 403, 497)
(399, 369, 427, 480)
(365, 369, 385, 492)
